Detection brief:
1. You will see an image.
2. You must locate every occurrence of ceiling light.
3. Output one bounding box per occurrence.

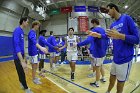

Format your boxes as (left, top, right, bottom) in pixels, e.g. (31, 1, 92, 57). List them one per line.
(124, 5, 128, 9)
(46, 0, 50, 3)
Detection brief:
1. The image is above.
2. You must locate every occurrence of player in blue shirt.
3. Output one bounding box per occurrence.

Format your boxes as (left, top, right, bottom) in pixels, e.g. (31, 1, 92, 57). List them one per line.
(60, 37, 67, 64)
(78, 36, 96, 77)
(13, 17, 33, 93)
(88, 3, 139, 93)
(28, 21, 48, 85)
(38, 30, 58, 72)
(47, 31, 58, 71)
(55, 36, 61, 65)
(77, 27, 96, 78)
(82, 19, 108, 87)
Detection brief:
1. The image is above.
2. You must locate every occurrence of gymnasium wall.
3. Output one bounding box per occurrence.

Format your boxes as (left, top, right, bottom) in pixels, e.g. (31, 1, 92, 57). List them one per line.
(41, 14, 67, 35)
(0, 0, 31, 56)
(0, 0, 113, 57)
(42, 12, 97, 35)
(42, 10, 112, 36)
(71, 11, 112, 30)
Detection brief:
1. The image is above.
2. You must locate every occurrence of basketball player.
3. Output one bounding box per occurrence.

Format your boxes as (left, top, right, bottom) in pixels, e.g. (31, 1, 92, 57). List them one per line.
(13, 17, 33, 93)
(38, 30, 58, 73)
(106, 3, 139, 93)
(28, 21, 48, 84)
(86, 18, 108, 87)
(77, 27, 95, 78)
(77, 34, 106, 79)
(55, 37, 61, 66)
(60, 37, 67, 64)
(47, 31, 57, 71)
(60, 27, 79, 81)
(89, 3, 139, 93)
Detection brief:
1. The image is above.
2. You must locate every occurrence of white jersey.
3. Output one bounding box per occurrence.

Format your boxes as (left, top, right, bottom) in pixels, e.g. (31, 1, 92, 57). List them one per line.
(66, 35, 77, 52)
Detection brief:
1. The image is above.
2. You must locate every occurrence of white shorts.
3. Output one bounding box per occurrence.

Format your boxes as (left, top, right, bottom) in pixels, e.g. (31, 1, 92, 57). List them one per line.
(67, 51, 78, 62)
(50, 52, 56, 58)
(110, 61, 132, 82)
(55, 53, 60, 56)
(29, 55, 38, 64)
(93, 57, 105, 66)
(39, 54, 46, 59)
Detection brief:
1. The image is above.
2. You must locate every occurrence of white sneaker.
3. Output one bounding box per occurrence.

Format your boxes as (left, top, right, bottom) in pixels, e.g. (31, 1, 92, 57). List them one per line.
(33, 78, 42, 85)
(60, 62, 64, 64)
(35, 77, 41, 81)
(20, 83, 24, 89)
(63, 61, 66, 64)
(100, 78, 106, 82)
(61, 61, 67, 64)
(90, 82, 99, 87)
(87, 73, 96, 78)
(25, 88, 33, 93)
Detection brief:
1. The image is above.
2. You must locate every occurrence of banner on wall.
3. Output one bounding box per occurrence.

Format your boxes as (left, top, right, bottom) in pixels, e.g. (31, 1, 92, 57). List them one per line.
(78, 16, 88, 32)
(61, 6, 72, 13)
(88, 6, 99, 12)
(48, 9, 60, 15)
(68, 17, 78, 32)
(74, 6, 86, 12)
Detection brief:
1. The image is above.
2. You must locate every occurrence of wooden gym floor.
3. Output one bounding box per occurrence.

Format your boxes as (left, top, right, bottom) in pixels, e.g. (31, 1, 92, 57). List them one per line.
(0, 61, 67, 93)
(0, 59, 140, 93)
(43, 61, 140, 93)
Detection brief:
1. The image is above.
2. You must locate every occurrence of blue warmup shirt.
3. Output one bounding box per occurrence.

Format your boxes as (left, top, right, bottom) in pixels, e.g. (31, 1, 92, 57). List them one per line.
(77, 36, 94, 54)
(91, 27, 108, 58)
(38, 35, 54, 54)
(47, 35, 57, 52)
(13, 26, 24, 59)
(102, 14, 139, 64)
(28, 29, 37, 56)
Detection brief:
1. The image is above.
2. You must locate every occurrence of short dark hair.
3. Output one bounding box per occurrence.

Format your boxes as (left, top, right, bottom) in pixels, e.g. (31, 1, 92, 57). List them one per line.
(19, 17, 28, 25)
(39, 30, 46, 35)
(91, 18, 99, 25)
(69, 27, 74, 32)
(56, 36, 59, 39)
(50, 31, 53, 35)
(107, 3, 119, 12)
(32, 20, 41, 28)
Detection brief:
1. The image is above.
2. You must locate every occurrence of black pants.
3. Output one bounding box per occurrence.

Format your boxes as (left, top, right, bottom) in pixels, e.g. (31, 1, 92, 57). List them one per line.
(61, 51, 66, 62)
(39, 59, 45, 71)
(14, 59, 28, 89)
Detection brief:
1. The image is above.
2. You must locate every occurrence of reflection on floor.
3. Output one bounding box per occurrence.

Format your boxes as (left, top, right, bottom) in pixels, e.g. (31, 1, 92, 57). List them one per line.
(0, 58, 140, 93)
(0, 61, 67, 93)
(43, 61, 140, 93)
